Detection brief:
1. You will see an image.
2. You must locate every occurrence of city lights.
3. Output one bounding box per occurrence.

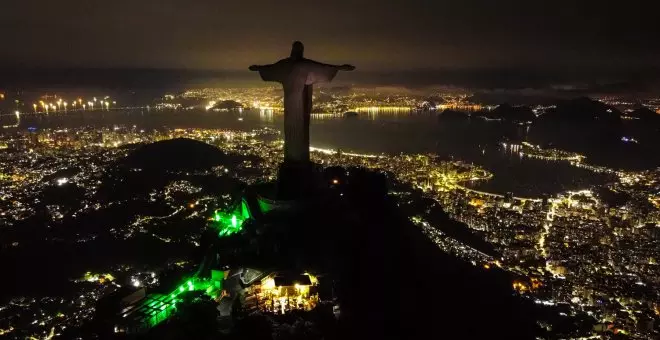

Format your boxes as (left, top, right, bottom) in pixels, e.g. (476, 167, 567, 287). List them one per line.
(0, 88, 658, 339)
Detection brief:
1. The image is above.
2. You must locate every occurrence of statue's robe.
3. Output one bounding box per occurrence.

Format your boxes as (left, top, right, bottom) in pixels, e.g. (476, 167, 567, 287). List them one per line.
(256, 58, 339, 163)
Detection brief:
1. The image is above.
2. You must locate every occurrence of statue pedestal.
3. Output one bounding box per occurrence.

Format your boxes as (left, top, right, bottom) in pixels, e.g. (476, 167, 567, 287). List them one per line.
(276, 161, 317, 200)
(250, 161, 320, 217)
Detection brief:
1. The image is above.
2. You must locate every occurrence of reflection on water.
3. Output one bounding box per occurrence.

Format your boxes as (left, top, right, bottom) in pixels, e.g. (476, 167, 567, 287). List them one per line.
(353, 107, 415, 121)
(354, 107, 413, 113)
(259, 109, 275, 123)
(310, 113, 343, 120)
(9, 109, 617, 196)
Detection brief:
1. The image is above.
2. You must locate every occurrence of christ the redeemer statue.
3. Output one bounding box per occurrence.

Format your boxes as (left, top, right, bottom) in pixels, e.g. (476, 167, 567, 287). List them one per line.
(249, 41, 355, 164)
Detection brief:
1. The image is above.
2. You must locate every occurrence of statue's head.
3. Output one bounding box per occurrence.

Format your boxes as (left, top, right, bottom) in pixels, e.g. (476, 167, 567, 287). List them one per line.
(290, 41, 304, 60)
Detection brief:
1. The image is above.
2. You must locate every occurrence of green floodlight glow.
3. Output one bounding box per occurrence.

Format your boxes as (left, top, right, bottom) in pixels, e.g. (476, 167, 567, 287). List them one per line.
(210, 199, 251, 238)
(141, 279, 222, 331)
(240, 199, 250, 219)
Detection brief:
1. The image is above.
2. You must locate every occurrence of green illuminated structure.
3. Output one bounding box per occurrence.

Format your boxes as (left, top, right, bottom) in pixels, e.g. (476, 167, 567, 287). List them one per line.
(117, 294, 178, 332)
(119, 196, 257, 333)
(212, 198, 252, 237)
(118, 276, 222, 333)
(169, 277, 220, 298)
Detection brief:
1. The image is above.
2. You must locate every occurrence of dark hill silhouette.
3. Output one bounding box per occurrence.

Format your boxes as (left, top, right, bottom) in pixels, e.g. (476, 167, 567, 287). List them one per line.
(211, 100, 244, 110)
(487, 103, 536, 122)
(121, 138, 239, 171)
(437, 109, 469, 121)
(531, 97, 623, 154)
(468, 92, 558, 106)
(96, 139, 251, 201)
(540, 97, 621, 124)
(470, 108, 489, 119)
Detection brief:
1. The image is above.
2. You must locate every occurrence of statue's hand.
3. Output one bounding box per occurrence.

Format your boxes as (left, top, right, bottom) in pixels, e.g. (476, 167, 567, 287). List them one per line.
(339, 64, 356, 71)
(249, 65, 260, 71)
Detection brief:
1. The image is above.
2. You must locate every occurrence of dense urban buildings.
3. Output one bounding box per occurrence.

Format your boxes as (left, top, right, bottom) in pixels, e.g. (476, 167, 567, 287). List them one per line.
(0, 85, 659, 338)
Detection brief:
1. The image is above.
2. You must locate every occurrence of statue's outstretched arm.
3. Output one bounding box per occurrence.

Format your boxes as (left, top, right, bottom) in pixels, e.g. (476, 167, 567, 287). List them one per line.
(249, 64, 272, 71)
(307, 59, 355, 71)
(249, 62, 285, 82)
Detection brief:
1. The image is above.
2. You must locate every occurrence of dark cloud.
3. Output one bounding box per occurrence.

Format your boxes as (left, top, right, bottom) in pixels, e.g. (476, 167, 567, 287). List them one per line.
(1, 0, 659, 72)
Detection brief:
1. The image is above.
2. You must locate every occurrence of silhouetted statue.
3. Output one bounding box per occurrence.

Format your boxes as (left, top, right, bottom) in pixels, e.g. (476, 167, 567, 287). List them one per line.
(249, 41, 355, 163)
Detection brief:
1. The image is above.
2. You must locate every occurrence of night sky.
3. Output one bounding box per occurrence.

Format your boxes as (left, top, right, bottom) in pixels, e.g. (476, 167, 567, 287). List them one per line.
(2, 0, 659, 73)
